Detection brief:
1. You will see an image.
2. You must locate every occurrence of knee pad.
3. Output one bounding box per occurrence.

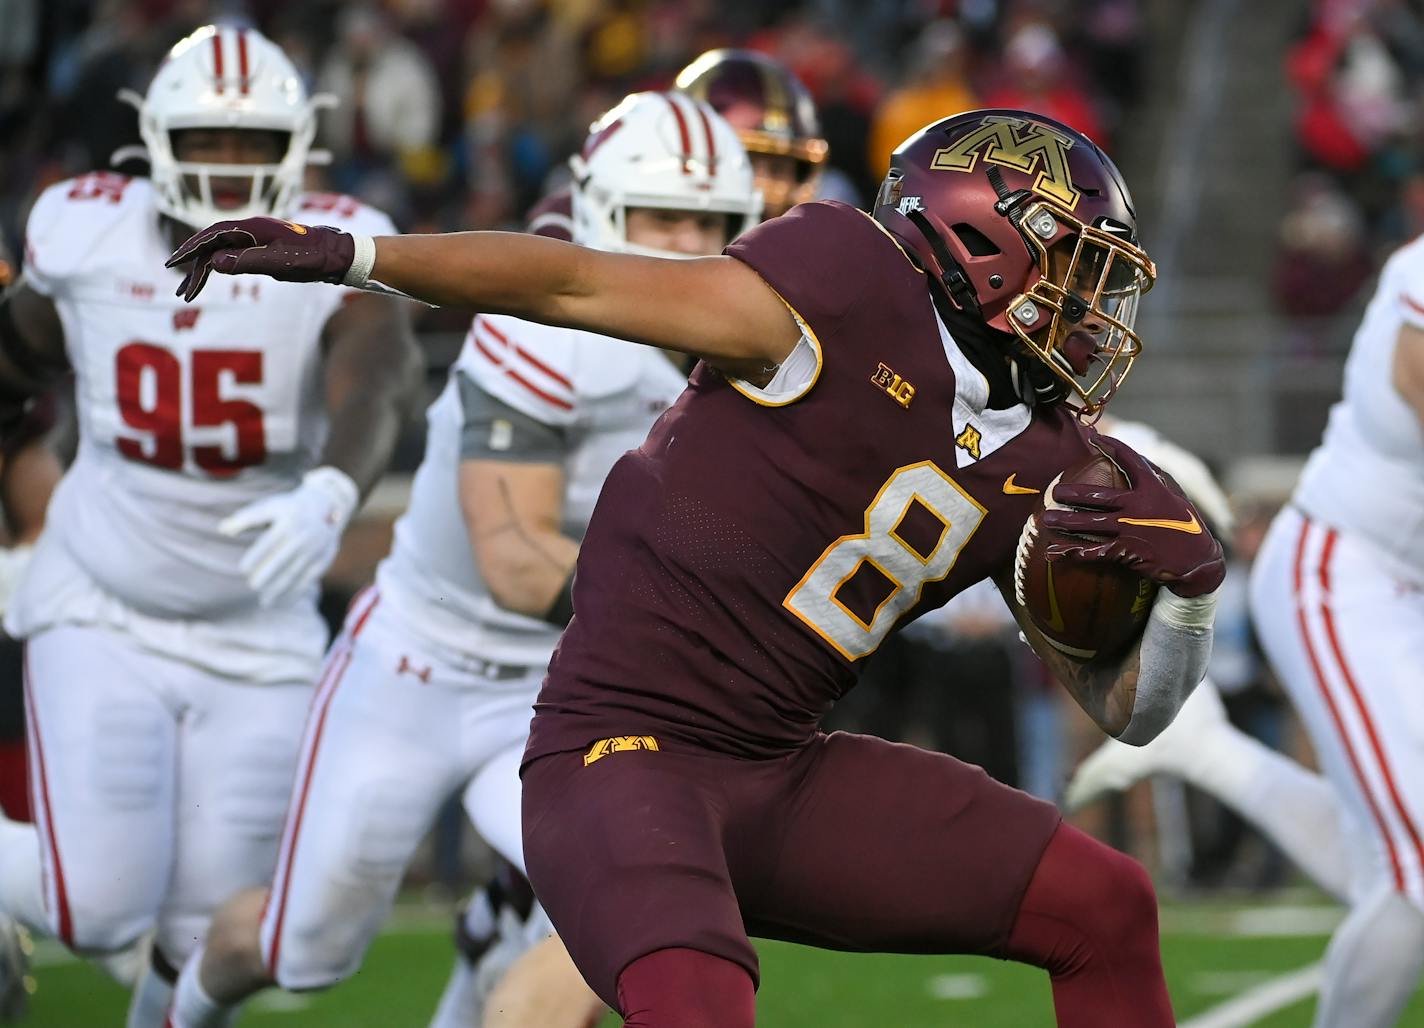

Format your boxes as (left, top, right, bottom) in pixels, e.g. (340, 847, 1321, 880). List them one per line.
(616, 948, 755, 1028)
(68, 907, 154, 957)
(269, 920, 366, 992)
(213, 736, 300, 840)
(92, 701, 168, 811)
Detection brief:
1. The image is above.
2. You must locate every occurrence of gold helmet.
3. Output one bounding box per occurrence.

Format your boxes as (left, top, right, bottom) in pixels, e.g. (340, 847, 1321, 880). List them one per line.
(675, 49, 828, 218)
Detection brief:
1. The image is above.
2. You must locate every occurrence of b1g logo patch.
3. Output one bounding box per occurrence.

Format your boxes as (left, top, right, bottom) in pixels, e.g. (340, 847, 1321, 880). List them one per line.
(870, 362, 915, 408)
(584, 735, 660, 766)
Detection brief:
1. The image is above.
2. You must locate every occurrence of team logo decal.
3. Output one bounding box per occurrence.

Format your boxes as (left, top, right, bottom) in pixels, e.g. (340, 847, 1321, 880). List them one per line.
(955, 423, 983, 460)
(173, 307, 201, 332)
(930, 115, 1080, 210)
(584, 735, 660, 766)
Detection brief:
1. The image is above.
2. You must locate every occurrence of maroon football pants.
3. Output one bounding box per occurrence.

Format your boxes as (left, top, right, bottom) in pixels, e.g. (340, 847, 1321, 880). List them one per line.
(523, 730, 1172, 1024)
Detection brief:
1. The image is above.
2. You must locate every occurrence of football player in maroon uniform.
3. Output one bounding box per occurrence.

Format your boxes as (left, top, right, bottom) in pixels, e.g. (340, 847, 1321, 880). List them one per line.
(168, 109, 1225, 1028)
(526, 48, 829, 241)
(675, 48, 828, 219)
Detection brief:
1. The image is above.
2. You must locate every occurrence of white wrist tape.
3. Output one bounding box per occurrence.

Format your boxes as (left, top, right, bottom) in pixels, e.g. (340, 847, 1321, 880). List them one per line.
(342, 234, 377, 288)
(303, 465, 360, 527)
(1117, 586, 1219, 746)
(1151, 587, 1219, 631)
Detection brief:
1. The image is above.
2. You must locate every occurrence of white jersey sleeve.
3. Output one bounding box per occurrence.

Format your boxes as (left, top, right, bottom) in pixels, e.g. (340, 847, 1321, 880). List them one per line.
(22, 173, 140, 298)
(457, 314, 580, 427)
(1294, 235, 1424, 582)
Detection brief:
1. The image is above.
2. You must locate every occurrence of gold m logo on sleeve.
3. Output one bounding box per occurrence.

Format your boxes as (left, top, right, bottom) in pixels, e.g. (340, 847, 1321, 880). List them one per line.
(930, 116, 1080, 210)
(584, 735, 661, 766)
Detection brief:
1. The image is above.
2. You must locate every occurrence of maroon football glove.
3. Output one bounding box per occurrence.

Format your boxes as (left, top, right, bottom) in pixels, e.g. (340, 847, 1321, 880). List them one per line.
(165, 217, 355, 302)
(1039, 434, 1226, 598)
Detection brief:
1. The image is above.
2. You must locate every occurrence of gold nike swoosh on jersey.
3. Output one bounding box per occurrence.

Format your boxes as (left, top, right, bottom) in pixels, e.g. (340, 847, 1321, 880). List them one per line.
(1002, 474, 1040, 495)
(1043, 560, 1067, 634)
(1117, 514, 1203, 534)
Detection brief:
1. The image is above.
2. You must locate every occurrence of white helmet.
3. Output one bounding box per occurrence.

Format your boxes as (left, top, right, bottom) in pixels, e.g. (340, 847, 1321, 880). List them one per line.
(570, 91, 762, 257)
(116, 25, 331, 229)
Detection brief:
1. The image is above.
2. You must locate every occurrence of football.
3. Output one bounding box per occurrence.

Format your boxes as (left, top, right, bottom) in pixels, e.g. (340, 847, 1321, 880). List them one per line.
(1013, 445, 1158, 661)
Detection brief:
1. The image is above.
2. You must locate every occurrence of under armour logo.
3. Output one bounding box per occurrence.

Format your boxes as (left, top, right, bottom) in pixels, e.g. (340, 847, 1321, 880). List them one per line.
(173, 308, 201, 332)
(396, 655, 431, 684)
(231, 281, 261, 301)
(897, 195, 925, 216)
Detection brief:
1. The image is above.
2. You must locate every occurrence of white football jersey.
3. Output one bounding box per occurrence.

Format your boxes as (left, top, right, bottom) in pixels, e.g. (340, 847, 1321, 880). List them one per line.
(1294, 235, 1424, 583)
(6, 174, 395, 679)
(376, 314, 688, 670)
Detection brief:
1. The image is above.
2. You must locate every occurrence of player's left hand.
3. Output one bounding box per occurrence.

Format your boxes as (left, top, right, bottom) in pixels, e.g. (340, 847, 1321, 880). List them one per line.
(165, 217, 355, 302)
(1038, 434, 1225, 598)
(219, 466, 359, 608)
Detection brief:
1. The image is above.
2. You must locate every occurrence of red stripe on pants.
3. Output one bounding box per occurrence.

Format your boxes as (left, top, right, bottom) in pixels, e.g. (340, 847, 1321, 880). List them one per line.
(1291, 520, 1406, 890)
(264, 590, 379, 974)
(22, 648, 72, 945)
(1316, 529, 1424, 889)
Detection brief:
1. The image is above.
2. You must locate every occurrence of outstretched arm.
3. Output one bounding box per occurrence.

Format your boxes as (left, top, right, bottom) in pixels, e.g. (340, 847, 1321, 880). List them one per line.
(167, 219, 801, 368)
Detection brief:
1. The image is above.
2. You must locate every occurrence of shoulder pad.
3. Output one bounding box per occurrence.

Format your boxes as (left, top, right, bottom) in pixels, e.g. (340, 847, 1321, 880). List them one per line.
(24, 175, 149, 294)
(293, 193, 398, 237)
(457, 314, 579, 424)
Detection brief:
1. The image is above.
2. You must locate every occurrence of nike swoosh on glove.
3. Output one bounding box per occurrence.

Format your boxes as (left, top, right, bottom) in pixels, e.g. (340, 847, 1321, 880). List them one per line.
(219, 466, 359, 608)
(1038, 433, 1226, 598)
(166, 217, 355, 302)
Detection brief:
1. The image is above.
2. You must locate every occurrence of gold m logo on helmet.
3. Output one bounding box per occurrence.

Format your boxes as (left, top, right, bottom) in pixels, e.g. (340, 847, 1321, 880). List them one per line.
(583, 735, 660, 766)
(930, 116, 1080, 210)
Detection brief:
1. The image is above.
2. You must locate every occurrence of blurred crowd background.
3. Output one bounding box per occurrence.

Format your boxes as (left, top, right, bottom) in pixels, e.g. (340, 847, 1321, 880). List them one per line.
(0, 0, 1150, 248)
(2, 0, 1420, 898)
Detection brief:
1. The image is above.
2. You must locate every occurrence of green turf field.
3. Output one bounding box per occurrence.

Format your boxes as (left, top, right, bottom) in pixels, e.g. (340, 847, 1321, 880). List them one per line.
(21, 897, 1424, 1026)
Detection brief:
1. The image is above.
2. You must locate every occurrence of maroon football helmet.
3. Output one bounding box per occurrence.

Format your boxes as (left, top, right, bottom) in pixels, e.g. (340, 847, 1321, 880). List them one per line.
(872, 109, 1157, 414)
(675, 49, 828, 217)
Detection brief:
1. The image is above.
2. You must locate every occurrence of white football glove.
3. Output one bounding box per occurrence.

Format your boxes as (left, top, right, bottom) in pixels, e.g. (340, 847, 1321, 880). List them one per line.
(219, 466, 359, 608)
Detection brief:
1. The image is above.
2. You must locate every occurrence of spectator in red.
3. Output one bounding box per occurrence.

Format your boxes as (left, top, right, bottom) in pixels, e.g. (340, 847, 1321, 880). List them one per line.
(984, 22, 1108, 150)
(1288, 4, 1407, 175)
(1271, 174, 1375, 352)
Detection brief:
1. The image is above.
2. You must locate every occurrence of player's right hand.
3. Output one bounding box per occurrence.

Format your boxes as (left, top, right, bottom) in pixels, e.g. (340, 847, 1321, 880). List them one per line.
(1038, 434, 1226, 598)
(165, 217, 355, 301)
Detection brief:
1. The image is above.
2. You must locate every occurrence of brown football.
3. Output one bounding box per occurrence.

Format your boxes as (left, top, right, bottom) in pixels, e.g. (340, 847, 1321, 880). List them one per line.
(1013, 446, 1158, 661)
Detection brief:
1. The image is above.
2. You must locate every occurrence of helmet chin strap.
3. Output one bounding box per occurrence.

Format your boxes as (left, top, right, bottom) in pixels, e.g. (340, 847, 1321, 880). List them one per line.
(1009, 351, 1070, 407)
(903, 207, 981, 320)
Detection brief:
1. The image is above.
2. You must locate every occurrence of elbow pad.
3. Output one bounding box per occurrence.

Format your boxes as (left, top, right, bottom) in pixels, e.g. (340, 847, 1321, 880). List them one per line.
(1117, 588, 1218, 746)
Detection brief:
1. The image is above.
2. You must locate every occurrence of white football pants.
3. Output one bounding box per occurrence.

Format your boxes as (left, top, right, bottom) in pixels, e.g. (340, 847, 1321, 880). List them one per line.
(22, 623, 312, 960)
(1250, 506, 1424, 909)
(257, 588, 539, 990)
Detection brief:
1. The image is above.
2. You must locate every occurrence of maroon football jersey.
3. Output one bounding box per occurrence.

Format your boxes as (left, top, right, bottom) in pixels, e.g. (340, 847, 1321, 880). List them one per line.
(525, 200, 1098, 761)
